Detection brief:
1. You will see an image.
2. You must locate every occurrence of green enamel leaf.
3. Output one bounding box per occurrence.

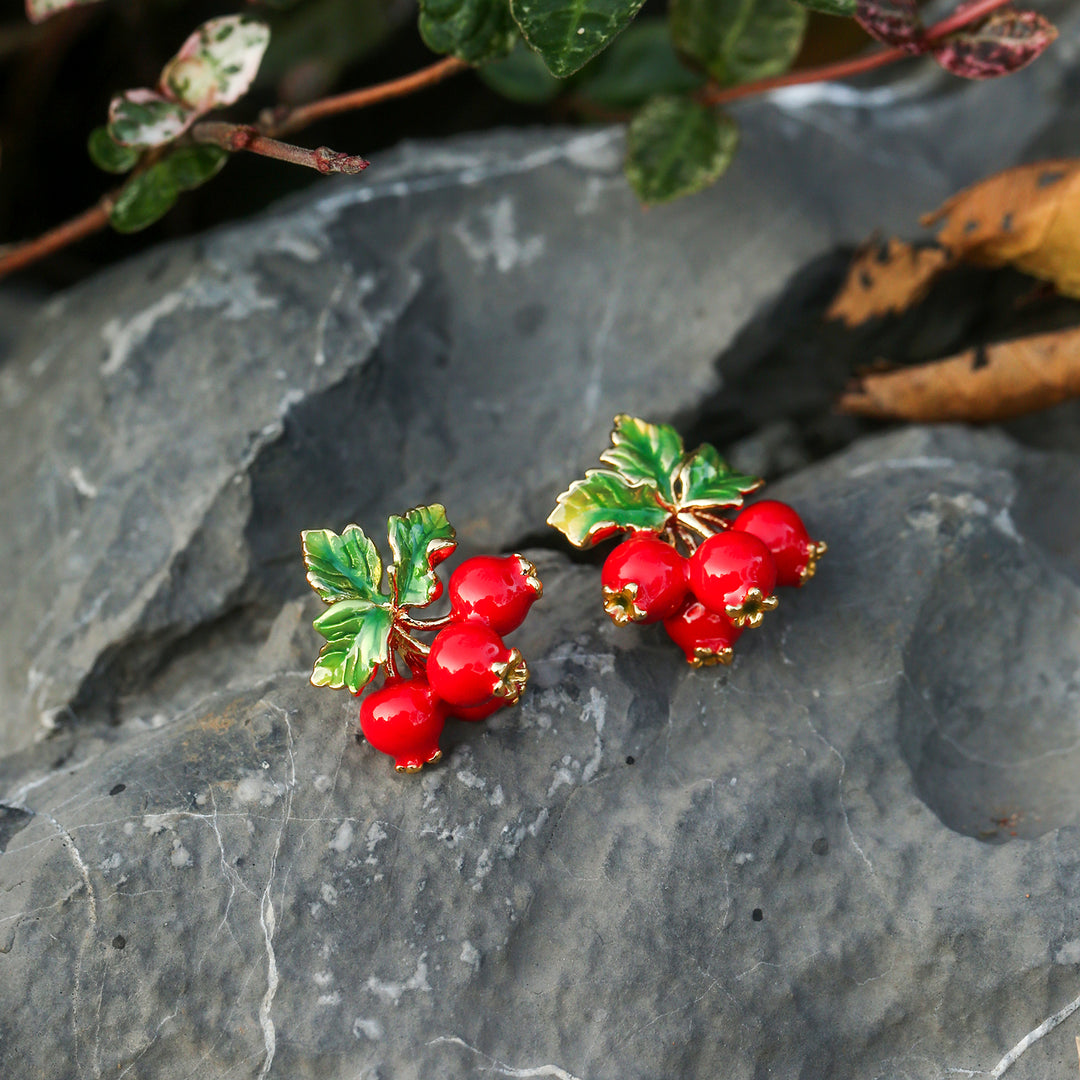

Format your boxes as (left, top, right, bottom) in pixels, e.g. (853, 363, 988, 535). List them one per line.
(577, 18, 705, 108)
(547, 470, 669, 547)
(794, 0, 854, 15)
(510, 0, 647, 78)
(387, 504, 457, 608)
(302, 525, 387, 604)
(88, 127, 140, 174)
(109, 163, 180, 234)
(162, 145, 229, 191)
(311, 599, 393, 693)
(479, 36, 565, 103)
(420, 0, 517, 63)
(625, 95, 739, 205)
(675, 443, 762, 508)
(670, 0, 807, 86)
(599, 414, 684, 503)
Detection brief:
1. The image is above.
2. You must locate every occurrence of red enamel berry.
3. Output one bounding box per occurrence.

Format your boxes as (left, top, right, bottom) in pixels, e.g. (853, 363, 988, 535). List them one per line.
(450, 697, 508, 723)
(664, 598, 744, 667)
(732, 500, 827, 587)
(601, 535, 688, 626)
(359, 677, 447, 773)
(427, 622, 529, 708)
(449, 554, 543, 635)
(688, 530, 779, 628)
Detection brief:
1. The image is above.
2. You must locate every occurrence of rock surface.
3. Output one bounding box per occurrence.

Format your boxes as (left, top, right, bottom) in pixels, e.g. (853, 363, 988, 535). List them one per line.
(2, 13, 1080, 750)
(3, 427, 1080, 1080)
(4, 14, 1080, 1079)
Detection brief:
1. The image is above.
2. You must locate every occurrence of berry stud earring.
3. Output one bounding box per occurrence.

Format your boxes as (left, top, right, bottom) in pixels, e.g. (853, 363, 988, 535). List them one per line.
(547, 415, 825, 667)
(302, 505, 542, 773)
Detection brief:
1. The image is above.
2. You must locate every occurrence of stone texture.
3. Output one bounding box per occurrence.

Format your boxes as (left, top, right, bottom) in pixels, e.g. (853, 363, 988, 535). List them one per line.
(3, 427, 1080, 1080)
(2, 8, 1080, 750)
(4, 11, 1080, 1077)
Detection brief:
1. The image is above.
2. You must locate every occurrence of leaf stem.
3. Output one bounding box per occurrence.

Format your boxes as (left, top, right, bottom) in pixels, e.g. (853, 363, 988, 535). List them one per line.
(397, 612, 457, 633)
(698, 0, 1016, 107)
(191, 122, 369, 174)
(262, 57, 469, 138)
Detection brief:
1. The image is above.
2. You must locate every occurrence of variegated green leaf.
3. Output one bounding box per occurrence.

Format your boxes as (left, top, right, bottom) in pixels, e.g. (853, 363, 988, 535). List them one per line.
(510, 0, 648, 78)
(311, 600, 393, 693)
(670, 0, 807, 86)
(547, 470, 669, 547)
(675, 443, 762, 508)
(108, 90, 196, 149)
(160, 16, 270, 112)
(387, 504, 457, 608)
(420, 0, 517, 63)
(599, 414, 684, 502)
(25, 0, 102, 25)
(302, 525, 388, 604)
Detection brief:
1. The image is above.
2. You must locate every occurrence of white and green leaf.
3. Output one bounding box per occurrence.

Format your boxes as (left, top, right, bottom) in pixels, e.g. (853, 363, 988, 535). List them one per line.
(387, 504, 457, 608)
(547, 470, 669, 547)
(302, 525, 388, 604)
(160, 15, 271, 112)
(107, 90, 196, 149)
(599, 413, 684, 502)
(311, 600, 393, 693)
(25, 0, 102, 25)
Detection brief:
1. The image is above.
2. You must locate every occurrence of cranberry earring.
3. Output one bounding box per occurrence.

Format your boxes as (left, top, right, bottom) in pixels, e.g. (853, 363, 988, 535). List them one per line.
(547, 415, 824, 666)
(302, 505, 542, 773)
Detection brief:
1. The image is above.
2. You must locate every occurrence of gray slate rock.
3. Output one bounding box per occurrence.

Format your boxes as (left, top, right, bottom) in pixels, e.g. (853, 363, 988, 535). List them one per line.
(2, 426, 1080, 1080)
(3, 8, 1080, 750)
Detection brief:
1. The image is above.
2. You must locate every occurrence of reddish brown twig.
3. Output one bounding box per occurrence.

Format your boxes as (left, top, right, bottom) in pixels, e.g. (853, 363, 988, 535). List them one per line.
(192, 122, 369, 174)
(0, 195, 114, 278)
(262, 56, 468, 137)
(700, 0, 1016, 106)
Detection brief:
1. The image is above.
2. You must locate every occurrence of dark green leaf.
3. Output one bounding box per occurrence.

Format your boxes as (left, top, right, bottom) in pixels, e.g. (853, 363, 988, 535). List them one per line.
(478, 37, 565, 102)
(302, 525, 387, 604)
(547, 470, 669, 547)
(109, 163, 179, 234)
(599, 414, 684, 502)
(675, 443, 762, 509)
(510, 0, 647, 78)
(162, 145, 229, 191)
(625, 96, 739, 205)
(576, 18, 704, 107)
(387, 504, 457, 608)
(670, 0, 807, 86)
(88, 127, 140, 174)
(794, 0, 854, 15)
(420, 0, 517, 63)
(311, 599, 393, 692)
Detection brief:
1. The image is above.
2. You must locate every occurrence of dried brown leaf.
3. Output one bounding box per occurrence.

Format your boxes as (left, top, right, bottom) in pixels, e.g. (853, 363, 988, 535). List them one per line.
(837, 325, 1080, 422)
(826, 238, 952, 327)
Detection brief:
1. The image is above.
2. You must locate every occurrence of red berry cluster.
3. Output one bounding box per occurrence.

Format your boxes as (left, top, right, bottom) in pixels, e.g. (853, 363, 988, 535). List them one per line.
(303, 510, 542, 774)
(362, 556, 541, 772)
(603, 501, 825, 666)
(547, 417, 825, 668)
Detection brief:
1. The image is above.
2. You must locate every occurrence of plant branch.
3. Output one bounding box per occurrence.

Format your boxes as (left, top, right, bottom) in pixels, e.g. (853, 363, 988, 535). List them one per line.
(262, 56, 468, 138)
(0, 195, 114, 279)
(192, 121, 368, 174)
(699, 0, 1015, 106)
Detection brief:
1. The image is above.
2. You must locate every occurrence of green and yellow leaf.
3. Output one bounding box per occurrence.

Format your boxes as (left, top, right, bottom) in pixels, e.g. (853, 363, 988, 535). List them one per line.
(547, 470, 669, 547)
(302, 524, 387, 604)
(599, 413, 684, 502)
(311, 600, 393, 693)
(675, 443, 762, 508)
(387, 504, 457, 608)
